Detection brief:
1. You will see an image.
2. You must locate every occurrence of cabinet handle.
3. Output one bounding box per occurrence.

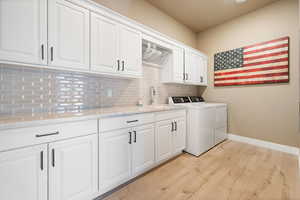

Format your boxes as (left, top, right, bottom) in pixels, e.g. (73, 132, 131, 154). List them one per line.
(50, 47, 54, 61)
(36, 131, 59, 138)
(186, 73, 189, 80)
(200, 76, 203, 82)
(171, 122, 174, 132)
(41, 45, 45, 60)
(52, 149, 55, 167)
(40, 151, 44, 170)
(175, 121, 177, 131)
(133, 131, 137, 143)
(183, 73, 186, 81)
(129, 132, 132, 144)
(127, 120, 138, 123)
(117, 60, 120, 71)
(122, 61, 125, 71)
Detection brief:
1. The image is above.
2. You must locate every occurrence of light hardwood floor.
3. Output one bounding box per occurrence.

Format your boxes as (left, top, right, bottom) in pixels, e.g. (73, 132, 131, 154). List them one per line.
(102, 140, 300, 200)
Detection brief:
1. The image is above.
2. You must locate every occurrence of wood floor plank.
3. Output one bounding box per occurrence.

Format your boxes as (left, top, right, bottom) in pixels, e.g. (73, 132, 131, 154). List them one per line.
(102, 140, 300, 200)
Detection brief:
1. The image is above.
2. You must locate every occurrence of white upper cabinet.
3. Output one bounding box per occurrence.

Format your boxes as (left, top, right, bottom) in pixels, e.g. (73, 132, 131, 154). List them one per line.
(184, 49, 208, 86)
(91, 12, 142, 77)
(119, 25, 142, 76)
(160, 45, 185, 84)
(184, 50, 194, 84)
(200, 56, 208, 85)
(48, 0, 89, 70)
(0, 144, 48, 200)
(91, 13, 119, 74)
(49, 135, 98, 200)
(172, 46, 185, 83)
(0, 0, 47, 65)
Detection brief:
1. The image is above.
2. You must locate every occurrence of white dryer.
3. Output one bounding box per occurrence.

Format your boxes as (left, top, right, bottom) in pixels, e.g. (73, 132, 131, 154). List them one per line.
(169, 96, 227, 156)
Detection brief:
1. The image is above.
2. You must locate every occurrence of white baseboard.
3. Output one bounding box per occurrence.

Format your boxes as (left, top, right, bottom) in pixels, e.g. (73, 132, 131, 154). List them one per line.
(228, 134, 300, 156)
(299, 151, 300, 172)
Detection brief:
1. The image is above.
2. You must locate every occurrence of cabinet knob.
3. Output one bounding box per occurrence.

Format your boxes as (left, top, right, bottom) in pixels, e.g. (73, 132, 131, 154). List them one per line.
(133, 131, 137, 143)
(122, 61, 125, 71)
(50, 47, 54, 61)
(52, 149, 55, 167)
(40, 151, 44, 171)
(41, 44, 45, 60)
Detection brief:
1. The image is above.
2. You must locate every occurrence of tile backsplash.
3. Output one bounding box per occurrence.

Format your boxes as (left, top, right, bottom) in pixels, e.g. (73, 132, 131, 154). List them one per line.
(0, 64, 199, 116)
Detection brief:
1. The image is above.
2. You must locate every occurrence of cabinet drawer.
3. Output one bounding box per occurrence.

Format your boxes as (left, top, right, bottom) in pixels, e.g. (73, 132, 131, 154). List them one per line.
(155, 109, 186, 121)
(0, 120, 97, 152)
(99, 113, 155, 133)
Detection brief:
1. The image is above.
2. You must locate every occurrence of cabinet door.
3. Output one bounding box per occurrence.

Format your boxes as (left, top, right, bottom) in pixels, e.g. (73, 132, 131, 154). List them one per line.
(49, 135, 98, 200)
(48, 0, 89, 70)
(0, 0, 47, 65)
(0, 144, 47, 200)
(119, 25, 142, 76)
(172, 47, 184, 83)
(184, 51, 193, 83)
(173, 118, 186, 155)
(155, 120, 173, 163)
(191, 52, 202, 83)
(91, 12, 119, 73)
(200, 56, 208, 85)
(99, 129, 132, 194)
(132, 124, 155, 177)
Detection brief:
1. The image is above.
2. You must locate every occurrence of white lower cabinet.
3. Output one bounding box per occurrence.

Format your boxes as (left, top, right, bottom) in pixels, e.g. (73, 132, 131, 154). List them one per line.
(0, 110, 186, 199)
(132, 124, 155, 177)
(0, 134, 97, 200)
(99, 124, 155, 194)
(172, 117, 186, 155)
(49, 134, 98, 200)
(156, 117, 186, 164)
(99, 128, 132, 194)
(155, 120, 173, 163)
(0, 144, 48, 200)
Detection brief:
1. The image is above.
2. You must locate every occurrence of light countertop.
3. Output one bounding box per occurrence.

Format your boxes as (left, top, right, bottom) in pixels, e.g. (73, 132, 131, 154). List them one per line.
(0, 105, 185, 131)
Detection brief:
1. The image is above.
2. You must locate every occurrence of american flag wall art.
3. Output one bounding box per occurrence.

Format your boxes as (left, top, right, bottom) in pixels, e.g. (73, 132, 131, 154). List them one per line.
(214, 36, 289, 86)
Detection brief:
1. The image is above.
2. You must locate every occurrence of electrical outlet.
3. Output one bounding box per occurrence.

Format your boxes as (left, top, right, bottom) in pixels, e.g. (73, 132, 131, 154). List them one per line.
(107, 89, 113, 97)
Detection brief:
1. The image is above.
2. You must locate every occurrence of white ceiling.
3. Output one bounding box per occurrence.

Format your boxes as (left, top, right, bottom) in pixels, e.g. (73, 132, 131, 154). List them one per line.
(145, 0, 279, 32)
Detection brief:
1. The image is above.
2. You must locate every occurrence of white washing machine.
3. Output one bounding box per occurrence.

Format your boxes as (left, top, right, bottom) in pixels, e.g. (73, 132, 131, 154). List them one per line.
(169, 96, 227, 156)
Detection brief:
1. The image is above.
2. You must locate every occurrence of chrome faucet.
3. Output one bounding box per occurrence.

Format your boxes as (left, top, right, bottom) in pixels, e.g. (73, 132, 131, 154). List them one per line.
(150, 86, 156, 105)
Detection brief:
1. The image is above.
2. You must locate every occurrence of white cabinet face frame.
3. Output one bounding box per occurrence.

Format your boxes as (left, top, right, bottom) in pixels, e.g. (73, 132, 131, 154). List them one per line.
(49, 134, 98, 200)
(0, 144, 48, 200)
(0, 0, 47, 65)
(48, 0, 90, 70)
